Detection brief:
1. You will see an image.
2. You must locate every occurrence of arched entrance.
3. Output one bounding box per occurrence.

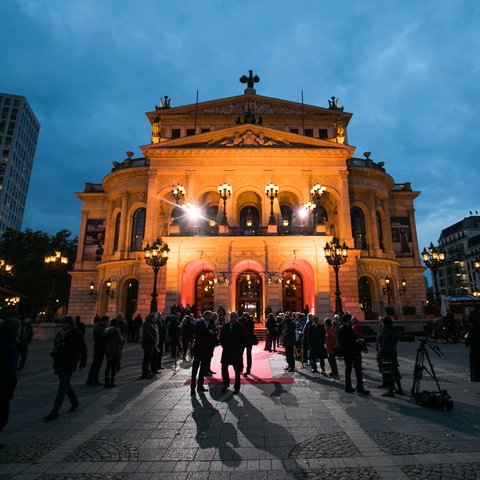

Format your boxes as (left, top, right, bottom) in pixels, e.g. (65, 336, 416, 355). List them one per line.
(282, 270, 304, 312)
(125, 279, 139, 321)
(195, 270, 215, 314)
(236, 271, 262, 322)
(358, 276, 374, 319)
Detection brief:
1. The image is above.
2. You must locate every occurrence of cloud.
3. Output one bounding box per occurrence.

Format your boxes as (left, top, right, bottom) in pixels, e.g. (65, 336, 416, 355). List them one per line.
(0, 0, 478, 246)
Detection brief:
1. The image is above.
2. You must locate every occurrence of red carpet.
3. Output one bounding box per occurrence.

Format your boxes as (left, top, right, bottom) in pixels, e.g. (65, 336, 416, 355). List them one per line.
(184, 343, 295, 385)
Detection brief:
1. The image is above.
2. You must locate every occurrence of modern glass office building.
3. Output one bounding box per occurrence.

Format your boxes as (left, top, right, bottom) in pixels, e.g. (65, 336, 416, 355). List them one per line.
(0, 93, 40, 235)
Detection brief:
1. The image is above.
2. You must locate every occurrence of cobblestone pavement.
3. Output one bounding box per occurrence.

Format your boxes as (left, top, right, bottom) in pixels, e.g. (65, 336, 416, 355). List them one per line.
(1, 336, 480, 479)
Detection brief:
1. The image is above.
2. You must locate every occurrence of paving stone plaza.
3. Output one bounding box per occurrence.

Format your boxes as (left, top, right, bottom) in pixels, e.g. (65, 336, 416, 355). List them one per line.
(1, 336, 480, 479)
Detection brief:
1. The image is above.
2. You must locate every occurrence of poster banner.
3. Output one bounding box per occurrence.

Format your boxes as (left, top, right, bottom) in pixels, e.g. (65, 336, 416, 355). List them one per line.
(83, 219, 106, 261)
(391, 217, 413, 257)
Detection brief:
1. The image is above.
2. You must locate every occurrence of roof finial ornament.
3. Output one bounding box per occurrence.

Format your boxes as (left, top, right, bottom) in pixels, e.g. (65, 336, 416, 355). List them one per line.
(240, 70, 260, 95)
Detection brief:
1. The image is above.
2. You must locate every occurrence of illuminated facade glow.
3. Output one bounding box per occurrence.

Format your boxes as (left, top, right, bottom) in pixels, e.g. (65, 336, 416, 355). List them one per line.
(69, 75, 426, 323)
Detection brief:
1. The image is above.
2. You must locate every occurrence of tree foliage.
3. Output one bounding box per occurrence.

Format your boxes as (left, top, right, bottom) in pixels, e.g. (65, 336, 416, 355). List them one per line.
(0, 228, 78, 320)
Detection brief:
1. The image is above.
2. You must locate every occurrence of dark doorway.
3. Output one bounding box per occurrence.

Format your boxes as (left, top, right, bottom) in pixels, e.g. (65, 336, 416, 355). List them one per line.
(236, 271, 262, 322)
(195, 270, 215, 314)
(125, 279, 139, 321)
(282, 270, 304, 312)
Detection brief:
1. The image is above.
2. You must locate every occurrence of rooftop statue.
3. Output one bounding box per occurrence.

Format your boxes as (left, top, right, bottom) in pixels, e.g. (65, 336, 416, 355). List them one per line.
(328, 96, 344, 111)
(240, 70, 260, 89)
(156, 95, 171, 110)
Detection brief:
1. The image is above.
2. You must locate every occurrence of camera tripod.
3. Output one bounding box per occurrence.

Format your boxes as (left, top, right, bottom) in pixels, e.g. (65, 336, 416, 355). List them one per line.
(411, 337, 453, 410)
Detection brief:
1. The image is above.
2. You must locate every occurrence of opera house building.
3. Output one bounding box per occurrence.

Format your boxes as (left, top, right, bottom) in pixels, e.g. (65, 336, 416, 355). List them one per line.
(68, 72, 426, 324)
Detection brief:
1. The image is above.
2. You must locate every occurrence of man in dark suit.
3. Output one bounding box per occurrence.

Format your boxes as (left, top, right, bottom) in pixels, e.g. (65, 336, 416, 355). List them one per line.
(220, 311, 246, 394)
(190, 314, 215, 395)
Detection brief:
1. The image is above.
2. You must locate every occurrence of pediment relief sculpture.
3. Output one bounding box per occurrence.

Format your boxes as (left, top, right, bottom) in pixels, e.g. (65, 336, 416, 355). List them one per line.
(208, 130, 289, 147)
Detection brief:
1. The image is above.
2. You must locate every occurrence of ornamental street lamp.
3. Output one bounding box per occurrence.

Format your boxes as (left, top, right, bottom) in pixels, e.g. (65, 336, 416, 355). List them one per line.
(422, 242, 445, 310)
(324, 238, 349, 314)
(171, 183, 186, 204)
(218, 183, 232, 226)
(383, 275, 392, 307)
(44, 250, 69, 322)
(144, 238, 170, 313)
(106, 278, 114, 298)
(265, 183, 279, 225)
(310, 183, 326, 225)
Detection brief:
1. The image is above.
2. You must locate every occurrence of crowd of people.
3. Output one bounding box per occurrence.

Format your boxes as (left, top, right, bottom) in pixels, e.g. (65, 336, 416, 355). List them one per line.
(1, 307, 480, 442)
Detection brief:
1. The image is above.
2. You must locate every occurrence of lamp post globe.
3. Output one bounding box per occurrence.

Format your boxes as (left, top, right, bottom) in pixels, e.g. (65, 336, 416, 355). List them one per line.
(44, 250, 69, 322)
(218, 183, 232, 226)
(265, 183, 279, 225)
(144, 238, 170, 313)
(324, 238, 348, 315)
(422, 242, 445, 312)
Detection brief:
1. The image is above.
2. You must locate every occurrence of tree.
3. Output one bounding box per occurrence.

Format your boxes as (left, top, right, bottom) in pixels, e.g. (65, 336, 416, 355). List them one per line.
(0, 228, 78, 320)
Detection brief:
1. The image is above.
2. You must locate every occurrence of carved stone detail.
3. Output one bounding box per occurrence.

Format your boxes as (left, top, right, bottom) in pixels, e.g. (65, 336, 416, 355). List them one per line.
(208, 130, 289, 147)
(203, 101, 303, 115)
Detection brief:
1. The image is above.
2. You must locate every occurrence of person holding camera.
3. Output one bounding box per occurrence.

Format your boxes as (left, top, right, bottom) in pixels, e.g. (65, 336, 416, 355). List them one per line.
(377, 316, 403, 397)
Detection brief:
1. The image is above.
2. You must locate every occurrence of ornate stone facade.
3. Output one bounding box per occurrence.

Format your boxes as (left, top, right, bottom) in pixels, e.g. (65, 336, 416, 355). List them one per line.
(69, 77, 426, 323)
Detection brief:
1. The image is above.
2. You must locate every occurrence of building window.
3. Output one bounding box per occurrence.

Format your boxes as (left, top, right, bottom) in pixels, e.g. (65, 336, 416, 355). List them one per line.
(304, 128, 313, 137)
(130, 208, 146, 251)
(289, 128, 299, 134)
(186, 128, 195, 136)
(113, 212, 121, 252)
(376, 211, 384, 251)
(351, 207, 367, 249)
(240, 206, 260, 230)
(171, 128, 181, 139)
(319, 129, 328, 139)
(280, 205, 293, 226)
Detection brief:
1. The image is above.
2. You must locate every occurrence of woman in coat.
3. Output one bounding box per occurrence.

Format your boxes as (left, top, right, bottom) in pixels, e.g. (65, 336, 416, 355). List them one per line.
(180, 314, 195, 360)
(281, 313, 297, 372)
(104, 318, 124, 387)
(307, 316, 327, 373)
(324, 318, 339, 377)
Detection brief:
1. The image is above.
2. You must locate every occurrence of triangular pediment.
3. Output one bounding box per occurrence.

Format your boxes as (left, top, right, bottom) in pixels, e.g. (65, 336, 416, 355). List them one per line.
(141, 124, 355, 152)
(146, 93, 351, 124)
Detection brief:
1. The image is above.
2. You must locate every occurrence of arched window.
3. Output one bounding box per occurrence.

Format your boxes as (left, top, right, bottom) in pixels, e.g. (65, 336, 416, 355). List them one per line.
(240, 206, 260, 230)
(316, 206, 328, 225)
(351, 207, 366, 250)
(376, 211, 384, 252)
(280, 205, 293, 226)
(358, 277, 374, 319)
(130, 207, 146, 251)
(170, 206, 184, 226)
(113, 212, 121, 252)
